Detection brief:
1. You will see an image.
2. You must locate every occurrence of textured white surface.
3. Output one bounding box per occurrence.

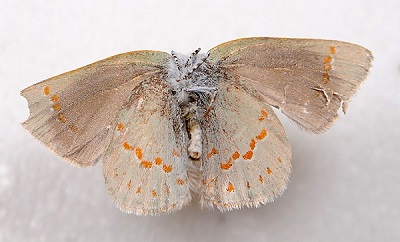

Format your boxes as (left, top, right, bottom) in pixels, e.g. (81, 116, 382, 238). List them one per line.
(1, 0, 399, 241)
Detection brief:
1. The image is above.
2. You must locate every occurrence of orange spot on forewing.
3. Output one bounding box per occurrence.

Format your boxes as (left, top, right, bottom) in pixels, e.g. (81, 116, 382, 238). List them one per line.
(324, 56, 332, 63)
(53, 103, 61, 111)
(152, 189, 157, 197)
(44, 86, 50, 95)
(136, 187, 141, 194)
(58, 113, 67, 123)
(127, 180, 131, 190)
(177, 179, 184, 185)
(330, 46, 336, 54)
(267, 167, 272, 174)
(259, 175, 264, 183)
(51, 94, 58, 102)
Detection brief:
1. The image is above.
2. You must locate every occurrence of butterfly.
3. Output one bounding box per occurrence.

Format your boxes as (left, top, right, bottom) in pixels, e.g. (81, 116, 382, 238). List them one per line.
(21, 37, 373, 215)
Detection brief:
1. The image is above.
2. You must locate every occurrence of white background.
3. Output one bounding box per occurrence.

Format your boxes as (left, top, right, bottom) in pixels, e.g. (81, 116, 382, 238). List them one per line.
(1, 0, 399, 241)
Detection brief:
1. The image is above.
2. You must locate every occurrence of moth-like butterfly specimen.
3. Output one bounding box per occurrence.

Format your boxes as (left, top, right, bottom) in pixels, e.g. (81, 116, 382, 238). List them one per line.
(21, 37, 373, 215)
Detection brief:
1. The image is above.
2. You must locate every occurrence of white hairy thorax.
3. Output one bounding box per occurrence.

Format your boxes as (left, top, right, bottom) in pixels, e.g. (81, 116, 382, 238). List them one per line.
(165, 49, 217, 160)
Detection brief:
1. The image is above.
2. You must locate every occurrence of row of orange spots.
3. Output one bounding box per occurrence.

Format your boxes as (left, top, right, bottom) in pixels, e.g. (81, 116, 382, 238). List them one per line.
(132, 185, 169, 197)
(224, 167, 274, 192)
(44, 86, 78, 132)
(122, 141, 172, 173)
(218, 112, 269, 170)
(258, 109, 269, 121)
(323, 45, 336, 84)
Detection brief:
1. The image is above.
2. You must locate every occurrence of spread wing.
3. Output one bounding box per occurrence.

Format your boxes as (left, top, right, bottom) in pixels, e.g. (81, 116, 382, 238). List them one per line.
(199, 81, 291, 211)
(102, 77, 191, 215)
(209, 37, 373, 133)
(21, 51, 170, 167)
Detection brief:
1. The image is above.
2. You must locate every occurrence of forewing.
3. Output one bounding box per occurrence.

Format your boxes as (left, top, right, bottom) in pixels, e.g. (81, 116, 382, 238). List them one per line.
(102, 78, 190, 215)
(200, 81, 291, 211)
(21, 51, 170, 167)
(209, 37, 373, 133)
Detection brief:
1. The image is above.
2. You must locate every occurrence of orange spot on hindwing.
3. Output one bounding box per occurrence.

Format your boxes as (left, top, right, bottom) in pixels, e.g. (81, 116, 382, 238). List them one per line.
(127, 180, 131, 190)
(123, 142, 134, 150)
(162, 164, 172, 173)
(227, 182, 235, 192)
(256, 129, 267, 140)
(140, 161, 152, 169)
(232, 151, 240, 160)
(117, 123, 124, 131)
(242, 150, 253, 160)
(207, 147, 219, 158)
(135, 147, 143, 160)
(152, 189, 157, 197)
(267, 167, 272, 174)
(155, 157, 162, 165)
(250, 139, 256, 150)
(258, 109, 269, 121)
(259, 175, 264, 183)
(177, 179, 184, 185)
(220, 159, 233, 170)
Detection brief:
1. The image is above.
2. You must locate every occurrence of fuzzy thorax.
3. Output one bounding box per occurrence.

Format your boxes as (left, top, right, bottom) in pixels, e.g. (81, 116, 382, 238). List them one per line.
(166, 49, 217, 160)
